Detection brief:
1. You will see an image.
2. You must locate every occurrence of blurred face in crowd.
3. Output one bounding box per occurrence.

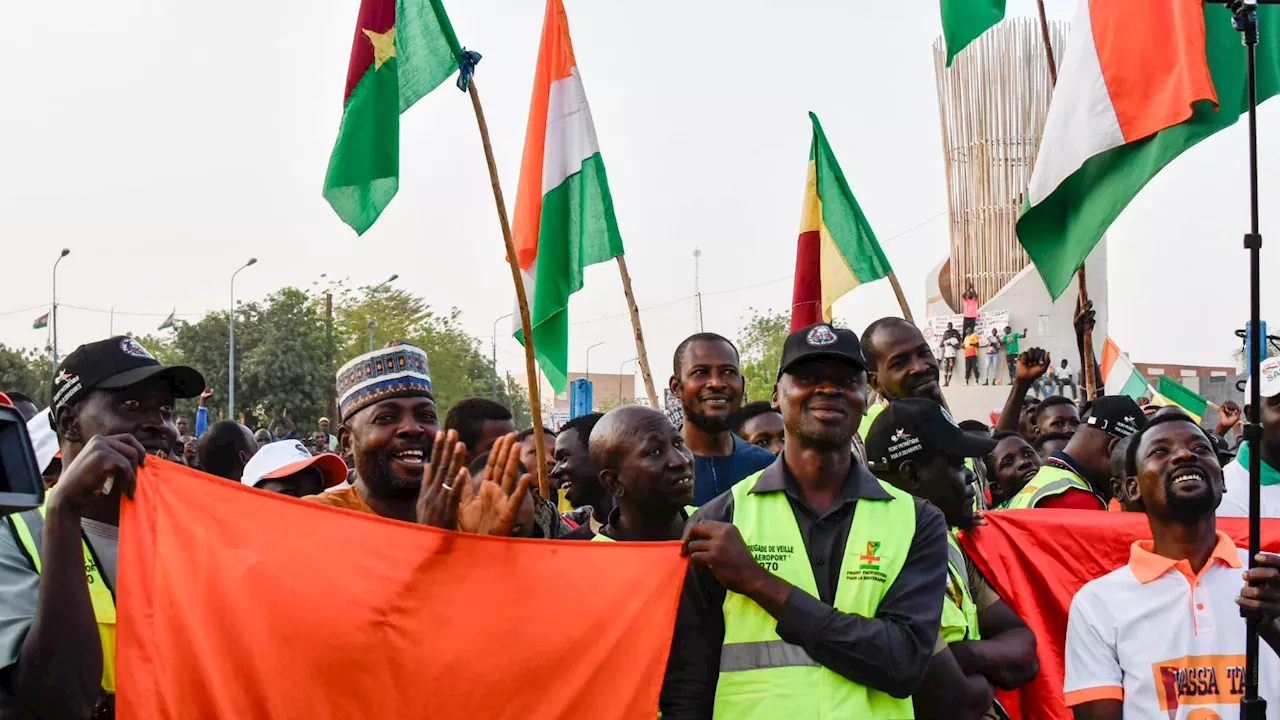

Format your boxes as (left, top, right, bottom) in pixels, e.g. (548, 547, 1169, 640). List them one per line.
(740, 410, 785, 456)
(519, 431, 556, 500)
(1036, 402, 1080, 437)
(774, 358, 867, 452)
(340, 396, 439, 500)
(907, 453, 976, 530)
(867, 323, 943, 405)
(1019, 399, 1041, 440)
(319, 418, 330, 435)
(257, 467, 325, 499)
(551, 427, 601, 507)
(176, 416, 189, 436)
(312, 430, 328, 454)
(672, 339, 744, 434)
(989, 435, 1040, 502)
(57, 378, 180, 461)
(1130, 420, 1223, 521)
(255, 429, 272, 447)
(473, 418, 517, 460)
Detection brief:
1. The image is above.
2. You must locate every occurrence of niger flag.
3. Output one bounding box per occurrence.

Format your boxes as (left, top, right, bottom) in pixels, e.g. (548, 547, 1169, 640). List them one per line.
(790, 112, 892, 331)
(117, 459, 686, 719)
(960, 511, 1280, 720)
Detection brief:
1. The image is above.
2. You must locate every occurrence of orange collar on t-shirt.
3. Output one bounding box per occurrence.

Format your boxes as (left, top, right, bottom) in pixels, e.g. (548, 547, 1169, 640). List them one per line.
(1128, 531, 1243, 585)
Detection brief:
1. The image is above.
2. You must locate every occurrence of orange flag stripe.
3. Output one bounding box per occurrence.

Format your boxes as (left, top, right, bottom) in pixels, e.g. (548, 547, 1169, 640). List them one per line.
(117, 459, 686, 719)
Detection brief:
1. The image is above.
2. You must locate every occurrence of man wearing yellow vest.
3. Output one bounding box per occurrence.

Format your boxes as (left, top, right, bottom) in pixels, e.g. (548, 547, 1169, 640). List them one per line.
(661, 323, 947, 719)
(0, 337, 203, 719)
(866, 398, 1039, 720)
(587, 406, 693, 542)
(1005, 396, 1146, 510)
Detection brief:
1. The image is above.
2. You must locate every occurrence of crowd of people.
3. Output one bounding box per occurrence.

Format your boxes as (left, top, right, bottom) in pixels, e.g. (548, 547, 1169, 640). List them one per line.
(1, 310, 1279, 719)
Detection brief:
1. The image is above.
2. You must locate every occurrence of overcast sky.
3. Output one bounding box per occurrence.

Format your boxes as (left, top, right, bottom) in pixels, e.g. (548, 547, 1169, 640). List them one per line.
(3, 0, 1278, 399)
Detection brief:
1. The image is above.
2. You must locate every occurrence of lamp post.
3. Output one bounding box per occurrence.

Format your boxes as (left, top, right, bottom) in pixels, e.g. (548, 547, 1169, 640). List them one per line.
(585, 342, 605, 382)
(367, 274, 399, 352)
(51, 249, 70, 369)
(229, 257, 257, 419)
(492, 312, 514, 398)
(620, 357, 639, 407)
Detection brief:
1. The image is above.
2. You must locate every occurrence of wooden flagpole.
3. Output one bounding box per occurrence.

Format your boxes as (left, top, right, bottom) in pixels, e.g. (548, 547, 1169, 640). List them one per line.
(886, 271, 915, 323)
(1034, 0, 1097, 401)
(467, 78, 550, 500)
(615, 256, 660, 407)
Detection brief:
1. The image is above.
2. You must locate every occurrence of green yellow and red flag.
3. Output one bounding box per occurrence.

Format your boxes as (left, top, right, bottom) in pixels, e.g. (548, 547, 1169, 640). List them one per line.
(322, 0, 465, 235)
(790, 113, 892, 331)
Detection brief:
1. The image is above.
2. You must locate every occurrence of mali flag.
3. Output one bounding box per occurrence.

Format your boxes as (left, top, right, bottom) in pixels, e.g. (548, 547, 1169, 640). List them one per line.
(322, 0, 465, 235)
(790, 112, 893, 331)
(117, 459, 686, 718)
(961, 511, 1280, 720)
(511, 0, 625, 394)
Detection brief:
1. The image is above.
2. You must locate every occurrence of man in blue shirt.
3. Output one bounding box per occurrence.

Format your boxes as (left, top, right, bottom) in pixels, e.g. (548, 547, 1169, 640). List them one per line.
(669, 332, 774, 506)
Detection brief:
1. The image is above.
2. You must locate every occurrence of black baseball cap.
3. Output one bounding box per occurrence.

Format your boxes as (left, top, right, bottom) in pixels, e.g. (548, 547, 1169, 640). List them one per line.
(51, 336, 204, 413)
(865, 398, 996, 471)
(1084, 395, 1146, 439)
(777, 323, 867, 379)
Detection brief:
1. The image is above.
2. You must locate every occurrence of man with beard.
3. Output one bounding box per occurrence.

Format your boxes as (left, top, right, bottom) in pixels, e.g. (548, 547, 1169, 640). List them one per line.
(986, 433, 1042, 508)
(588, 406, 694, 542)
(858, 317, 949, 439)
(669, 333, 773, 506)
(1007, 396, 1145, 510)
(303, 343, 526, 535)
(867, 399, 1038, 720)
(661, 323, 946, 719)
(1064, 413, 1280, 719)
(1218, 356, 1280, 518)
(0, 336, 203, 718)
(551, 412, 610, 537)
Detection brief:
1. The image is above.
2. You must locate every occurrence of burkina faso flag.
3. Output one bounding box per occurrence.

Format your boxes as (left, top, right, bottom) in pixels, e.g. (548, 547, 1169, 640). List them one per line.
(323, 0, 464, 235)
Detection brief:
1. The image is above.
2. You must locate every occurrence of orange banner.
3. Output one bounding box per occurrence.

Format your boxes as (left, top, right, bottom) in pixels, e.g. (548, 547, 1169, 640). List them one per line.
(117, 459, 687, 719)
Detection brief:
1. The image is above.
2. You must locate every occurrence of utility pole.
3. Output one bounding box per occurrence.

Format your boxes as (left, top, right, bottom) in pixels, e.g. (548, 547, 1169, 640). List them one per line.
(325, 292, 336, 421)
(693, 248, 704, 333)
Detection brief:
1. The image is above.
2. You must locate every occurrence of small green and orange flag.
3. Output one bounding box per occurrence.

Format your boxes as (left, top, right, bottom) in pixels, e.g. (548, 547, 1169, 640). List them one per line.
(322, 0, 467, 234)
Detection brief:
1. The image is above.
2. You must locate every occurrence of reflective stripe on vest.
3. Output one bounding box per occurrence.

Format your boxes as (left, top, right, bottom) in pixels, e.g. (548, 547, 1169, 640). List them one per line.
(940, 532, 980, 644)
(1003, 464, 1101, 510)
(590, 533, 615, 542)
(6, 508, 117, 692)
(715, 470, 918, 720)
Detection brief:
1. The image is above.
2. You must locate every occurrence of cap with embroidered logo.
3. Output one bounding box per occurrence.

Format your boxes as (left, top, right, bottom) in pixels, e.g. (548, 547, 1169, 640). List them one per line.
(50, 336, 204, 414)
(777, 323, 867, 379)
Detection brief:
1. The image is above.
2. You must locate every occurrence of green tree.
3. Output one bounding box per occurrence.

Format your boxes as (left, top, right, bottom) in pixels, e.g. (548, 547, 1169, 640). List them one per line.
(0, 344, 51, 406)
(737, 309, 790, 404)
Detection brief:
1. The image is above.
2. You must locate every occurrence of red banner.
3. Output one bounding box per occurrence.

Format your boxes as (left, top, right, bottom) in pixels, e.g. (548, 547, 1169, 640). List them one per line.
(960, 510, 1280, 720)
(117, 459, 687, 719)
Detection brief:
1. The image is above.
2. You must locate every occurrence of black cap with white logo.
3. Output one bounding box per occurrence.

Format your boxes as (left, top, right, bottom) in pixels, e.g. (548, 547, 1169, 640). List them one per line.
(865, 398, 997, 472)
(777, 323, 867, 379)
(51, 336, 205, 413)
(1084, 395, 1147, 439)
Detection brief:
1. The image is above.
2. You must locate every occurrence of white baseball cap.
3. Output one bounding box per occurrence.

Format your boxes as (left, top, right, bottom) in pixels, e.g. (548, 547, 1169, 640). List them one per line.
(241, 440, 348, 489)
(27, 408, 58, 475)
(1243, 356, 1280, 403)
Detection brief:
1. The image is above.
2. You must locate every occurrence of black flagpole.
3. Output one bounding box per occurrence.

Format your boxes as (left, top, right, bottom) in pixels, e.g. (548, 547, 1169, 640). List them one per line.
(1210, 0, 1269, 717)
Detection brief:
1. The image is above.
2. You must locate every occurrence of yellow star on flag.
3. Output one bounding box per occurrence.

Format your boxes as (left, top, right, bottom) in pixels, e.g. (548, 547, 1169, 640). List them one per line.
(362, 27, 396, 71)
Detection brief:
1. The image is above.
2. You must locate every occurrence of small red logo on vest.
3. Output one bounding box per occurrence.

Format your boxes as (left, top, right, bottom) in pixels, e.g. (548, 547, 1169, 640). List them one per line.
(859, 541, 882, 570)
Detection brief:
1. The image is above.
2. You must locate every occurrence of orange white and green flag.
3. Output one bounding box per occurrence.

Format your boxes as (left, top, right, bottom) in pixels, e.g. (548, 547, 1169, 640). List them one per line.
(1018, 1, 1280, 299)
(511, 0, 624, 392)
(790, 112, 892, 331)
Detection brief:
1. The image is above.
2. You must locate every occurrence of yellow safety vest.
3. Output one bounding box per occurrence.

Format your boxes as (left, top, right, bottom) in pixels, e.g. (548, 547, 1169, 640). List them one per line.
(1003, 464, 1103, 510)
(6, 507, 116, 692)
(857, 401, 887, 440)
(715, 470, 919, 719)
(590, 533, 615, 542)
(940, 532, 980, 644)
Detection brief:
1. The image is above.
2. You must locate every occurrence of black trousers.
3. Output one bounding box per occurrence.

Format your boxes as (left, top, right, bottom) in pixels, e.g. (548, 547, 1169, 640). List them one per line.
(965, 356, 979, 382)
(963, 317, 976, 335)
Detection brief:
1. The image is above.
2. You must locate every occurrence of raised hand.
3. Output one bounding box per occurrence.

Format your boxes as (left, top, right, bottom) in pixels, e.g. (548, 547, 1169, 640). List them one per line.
(1074, 300, 1096, 338)
(458, 434, 530, 537)
(415, 429, 467, 530)
(199, 388, 213, 407)
(1016, 348, 1052, 384)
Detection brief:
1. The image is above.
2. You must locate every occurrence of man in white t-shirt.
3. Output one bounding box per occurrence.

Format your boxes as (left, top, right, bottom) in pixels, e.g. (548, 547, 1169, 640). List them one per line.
(1218, 355, 1280, 518)
(942, 327, 960, 387)
(1064, 412, 1280, 720)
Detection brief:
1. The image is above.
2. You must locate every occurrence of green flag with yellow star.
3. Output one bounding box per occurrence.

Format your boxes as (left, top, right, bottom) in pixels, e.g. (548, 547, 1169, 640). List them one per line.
(323, 0, 464, 235)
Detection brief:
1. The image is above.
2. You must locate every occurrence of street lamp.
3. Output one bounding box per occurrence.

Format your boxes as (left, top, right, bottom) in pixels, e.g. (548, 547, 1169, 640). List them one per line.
(229, 257, 257, 419)
(51, 249, 70, 369)
(619, 357, 639, 407)
(585, 342, 606, 381)
(368, 274, 399, 352)
(492, 312, 514, 398)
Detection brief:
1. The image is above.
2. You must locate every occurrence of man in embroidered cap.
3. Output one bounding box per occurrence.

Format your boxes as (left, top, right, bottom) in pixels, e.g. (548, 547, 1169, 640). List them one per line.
(304, 342, 528, 535)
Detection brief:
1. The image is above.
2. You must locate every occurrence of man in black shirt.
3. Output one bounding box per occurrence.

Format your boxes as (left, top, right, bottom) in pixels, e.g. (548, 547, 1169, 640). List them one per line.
(661, 323, 947, 719)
